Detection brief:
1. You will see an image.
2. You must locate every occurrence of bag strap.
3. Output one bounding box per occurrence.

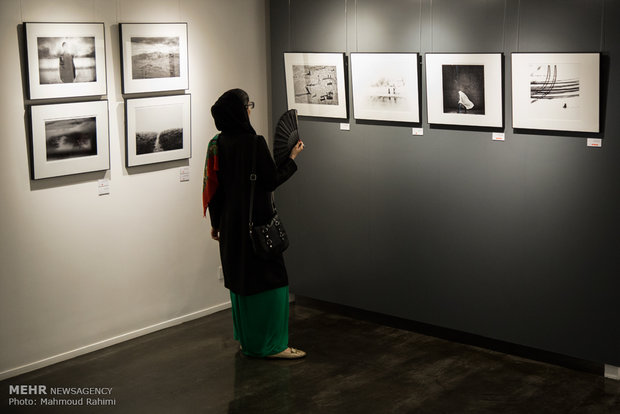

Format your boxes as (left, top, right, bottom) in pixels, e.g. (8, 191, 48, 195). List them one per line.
(248, 136, 258, 234)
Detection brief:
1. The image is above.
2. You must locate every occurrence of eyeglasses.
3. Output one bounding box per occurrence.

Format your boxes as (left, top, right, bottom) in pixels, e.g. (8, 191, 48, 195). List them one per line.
(245, 101, 255, 109)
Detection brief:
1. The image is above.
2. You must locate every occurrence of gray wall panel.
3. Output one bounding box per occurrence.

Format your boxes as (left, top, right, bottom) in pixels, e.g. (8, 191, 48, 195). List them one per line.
(290, 0, 347, 52)
(355, 0, 422, 52)
(270, 0, 620, 366)
(517, 0, 604, 52)
(431, 0, 506, 52)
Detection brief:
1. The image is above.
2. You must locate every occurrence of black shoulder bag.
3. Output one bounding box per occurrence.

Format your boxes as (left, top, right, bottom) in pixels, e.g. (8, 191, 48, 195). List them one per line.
(248, 136, 290, 259)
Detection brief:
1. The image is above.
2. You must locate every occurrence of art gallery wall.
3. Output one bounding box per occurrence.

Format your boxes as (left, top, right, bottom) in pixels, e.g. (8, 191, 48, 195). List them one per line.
(0, 0, 270, 378)
(270, 0, 620, 366)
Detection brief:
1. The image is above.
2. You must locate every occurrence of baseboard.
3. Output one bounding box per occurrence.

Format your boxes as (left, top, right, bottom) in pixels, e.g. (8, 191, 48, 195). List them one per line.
(295, 296, 605, 377)
(0, 301, 232, 381)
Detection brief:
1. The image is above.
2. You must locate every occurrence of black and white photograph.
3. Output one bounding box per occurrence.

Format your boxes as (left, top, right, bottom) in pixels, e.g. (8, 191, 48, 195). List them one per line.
(45, 116, 98, 160)
(37, 36, 96, 84)
(120, 23, 189, 94)
(130, 36, 180, 80)
(292, 65, 339, 105)
(30, 101, 110, 179)
(25, 23, 107, 99)
(351, 53, 420, 123)
(512, 53, 599, 133)
(441, 65, 485, 115)
(425, 53, 502, 128)
(135, 102, 183, 155)
(126, 94, 191, 167)
(284, 52, 348, 118)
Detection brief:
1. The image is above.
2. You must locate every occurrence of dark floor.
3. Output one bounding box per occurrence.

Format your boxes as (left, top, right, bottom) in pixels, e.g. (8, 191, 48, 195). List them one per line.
(2, 301, 619, 414)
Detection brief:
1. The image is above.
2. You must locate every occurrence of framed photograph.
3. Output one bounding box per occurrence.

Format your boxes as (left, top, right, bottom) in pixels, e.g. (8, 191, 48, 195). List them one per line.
(120, 23, 189, 94)
(125, 94, 191, 167)
(25, 22, 107, 100)
(30, 101, 109, 179)
(284, 52, 348, 119)
(351, 53, 420, 123)
(511, 53, 600, 133)
(425, 53, 503, 128)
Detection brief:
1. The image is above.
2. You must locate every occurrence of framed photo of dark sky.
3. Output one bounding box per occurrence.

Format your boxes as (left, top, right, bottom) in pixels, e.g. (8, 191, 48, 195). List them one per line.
(25, 22, 107, 100)
(511, 53, 600, 133)
(120, 23, 189, 94)
(125, 94, 191, 167)
(425, 53, 503, 128)
(284, 52, 348, 119)
(30, 101, 110, 179)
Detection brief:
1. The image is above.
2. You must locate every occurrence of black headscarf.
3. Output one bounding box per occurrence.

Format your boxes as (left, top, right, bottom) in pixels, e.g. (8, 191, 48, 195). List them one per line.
(210, 88, 256, 135)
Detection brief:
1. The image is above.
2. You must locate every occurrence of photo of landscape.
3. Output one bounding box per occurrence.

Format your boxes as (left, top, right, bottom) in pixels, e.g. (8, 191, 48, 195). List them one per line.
(134, 103, 183, 155)
(45, 116, 98, 161)
(130, 36, 180, 80)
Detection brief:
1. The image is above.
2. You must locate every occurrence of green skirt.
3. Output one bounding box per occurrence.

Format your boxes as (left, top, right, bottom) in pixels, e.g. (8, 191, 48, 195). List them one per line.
(230, 286, 289, 357)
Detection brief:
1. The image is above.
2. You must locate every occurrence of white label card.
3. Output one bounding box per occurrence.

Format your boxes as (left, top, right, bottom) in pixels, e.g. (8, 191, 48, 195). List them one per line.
(492, 133, 505, 141)
(98, 179, 110, 196)
(180, 167, 190, 182)
(340, 123, 350, 131)
(587, 138, 602, 148)
(412, 128, 424, 136)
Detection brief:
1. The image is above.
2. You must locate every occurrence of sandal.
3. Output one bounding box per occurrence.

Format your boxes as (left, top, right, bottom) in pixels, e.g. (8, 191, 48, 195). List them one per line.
(266, 347, 307, 359)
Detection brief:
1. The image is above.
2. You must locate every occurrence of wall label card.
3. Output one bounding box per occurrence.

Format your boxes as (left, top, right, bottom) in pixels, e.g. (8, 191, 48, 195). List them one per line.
(98, 179, 110, 195)
(180, 167, 190, 181)
(587, 138, 602, 148)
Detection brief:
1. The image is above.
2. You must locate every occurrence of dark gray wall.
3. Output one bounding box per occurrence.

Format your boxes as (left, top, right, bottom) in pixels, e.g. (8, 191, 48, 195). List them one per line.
(270, 0, 620, 366)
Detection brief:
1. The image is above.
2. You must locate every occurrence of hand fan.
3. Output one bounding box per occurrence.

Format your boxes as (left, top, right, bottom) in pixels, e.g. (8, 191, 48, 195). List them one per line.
(273, 109, 300, 166)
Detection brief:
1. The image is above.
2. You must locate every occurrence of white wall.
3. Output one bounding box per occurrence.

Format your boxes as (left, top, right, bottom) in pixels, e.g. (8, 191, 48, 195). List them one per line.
(0, 0, 270, 379)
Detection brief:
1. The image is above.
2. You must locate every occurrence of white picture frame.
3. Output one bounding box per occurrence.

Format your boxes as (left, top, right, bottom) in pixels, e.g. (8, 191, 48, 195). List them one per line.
(125, 94, 191, 167)
(120, 23, 189, 94)
(284, 52, 348, 119)
(25, 22, 107, 100)
(511, 53, 600, 133)
(351, 53, 420, 123)
(30, 101, 110, 179)
(425, 53, 503, 128)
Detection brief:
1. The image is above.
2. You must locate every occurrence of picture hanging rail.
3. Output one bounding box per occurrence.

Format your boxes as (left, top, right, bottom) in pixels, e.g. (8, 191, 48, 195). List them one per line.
(30, 101, 110, 180)
(125, 94, 191, 167)
(120, 23, 189, 94)
(350, 53, 420, 123)
(283, 52, 348, 119)
(425, 53, 503, 128)
(511, 53, 600, 133)
(25, 22, 107, 100)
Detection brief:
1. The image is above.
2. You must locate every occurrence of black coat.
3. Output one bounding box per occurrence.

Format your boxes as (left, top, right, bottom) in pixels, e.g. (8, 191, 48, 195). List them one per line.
(208, 132, 297, 295)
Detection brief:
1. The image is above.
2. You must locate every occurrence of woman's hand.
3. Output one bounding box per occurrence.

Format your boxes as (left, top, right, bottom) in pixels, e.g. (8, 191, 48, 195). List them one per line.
(211, 228, 220, 241)
(290, 140, 305, 160)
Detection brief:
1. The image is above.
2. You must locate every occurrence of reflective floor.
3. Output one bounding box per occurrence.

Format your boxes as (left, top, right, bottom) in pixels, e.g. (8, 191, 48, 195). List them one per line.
(2, 301, 619, 413)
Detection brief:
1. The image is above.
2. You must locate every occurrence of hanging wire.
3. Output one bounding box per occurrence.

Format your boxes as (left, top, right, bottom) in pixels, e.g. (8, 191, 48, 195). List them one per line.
(418, 0, 422, 53)
(516, 0, 521, 52)
(288, 0, 292, 51)
(355, 0, 358, 52)
(600, 0, 606, 51)
(344, 0, 348, 53)
(430, 0, 433, 52)
(502, 0, 508, 52)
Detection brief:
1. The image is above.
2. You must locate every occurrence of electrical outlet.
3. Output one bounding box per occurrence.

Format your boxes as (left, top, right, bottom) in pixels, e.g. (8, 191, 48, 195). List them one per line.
(217, 266, 223, 281)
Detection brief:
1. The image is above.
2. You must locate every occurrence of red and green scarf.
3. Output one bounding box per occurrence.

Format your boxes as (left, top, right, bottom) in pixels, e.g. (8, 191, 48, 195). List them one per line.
(202, 134, 219, 217)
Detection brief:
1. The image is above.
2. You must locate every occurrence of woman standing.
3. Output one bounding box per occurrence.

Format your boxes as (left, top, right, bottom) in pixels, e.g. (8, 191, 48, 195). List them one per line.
(58, 41, 75, 83)
(206, 89, 305, 358)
